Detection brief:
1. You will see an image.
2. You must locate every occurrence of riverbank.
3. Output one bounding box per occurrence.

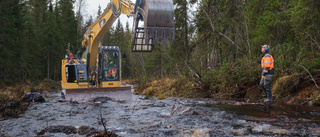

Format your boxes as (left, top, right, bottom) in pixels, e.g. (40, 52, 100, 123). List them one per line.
(134, 74, 320, 106)
(0, 79, 61, 119)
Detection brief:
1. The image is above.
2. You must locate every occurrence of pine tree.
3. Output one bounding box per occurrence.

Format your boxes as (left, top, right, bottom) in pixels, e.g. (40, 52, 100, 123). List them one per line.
(22, 0, 42, 81)
(122, 21, 132, 78)
(43, 2, 61, 80)
(97, 4, 102, 19)
(58, 0, 77, 48)
(114, 19, 125, 48)
(0, 0, 25, 82)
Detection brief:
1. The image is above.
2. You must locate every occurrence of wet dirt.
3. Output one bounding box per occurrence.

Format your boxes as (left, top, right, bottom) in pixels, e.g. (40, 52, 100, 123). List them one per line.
(0, 90, 319, 136)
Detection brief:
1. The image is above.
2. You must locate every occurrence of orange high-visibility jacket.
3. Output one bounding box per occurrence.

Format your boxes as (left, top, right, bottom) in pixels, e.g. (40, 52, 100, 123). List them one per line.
(261, 52, 274, 76)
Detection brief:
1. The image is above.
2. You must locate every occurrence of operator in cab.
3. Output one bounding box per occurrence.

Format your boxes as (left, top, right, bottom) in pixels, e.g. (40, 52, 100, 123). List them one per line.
(259, 45, 275, 103)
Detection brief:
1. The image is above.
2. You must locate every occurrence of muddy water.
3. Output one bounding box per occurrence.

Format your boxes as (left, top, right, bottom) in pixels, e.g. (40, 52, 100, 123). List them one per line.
(0, 91, 319, 136)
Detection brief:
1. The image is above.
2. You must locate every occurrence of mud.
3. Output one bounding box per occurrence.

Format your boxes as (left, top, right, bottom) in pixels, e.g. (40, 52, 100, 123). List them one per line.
(0, 90, 319, 136)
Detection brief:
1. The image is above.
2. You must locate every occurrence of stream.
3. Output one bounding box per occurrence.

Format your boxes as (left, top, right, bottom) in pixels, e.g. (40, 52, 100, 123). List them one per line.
(0, 90, 319, 136)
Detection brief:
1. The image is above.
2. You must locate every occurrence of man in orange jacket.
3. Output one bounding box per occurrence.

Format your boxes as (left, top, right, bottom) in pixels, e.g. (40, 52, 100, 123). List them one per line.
(260, 45, 274, 103)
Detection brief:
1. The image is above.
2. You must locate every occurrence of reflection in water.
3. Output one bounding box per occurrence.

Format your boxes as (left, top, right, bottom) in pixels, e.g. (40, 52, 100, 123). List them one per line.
(206, 102, 320, 126)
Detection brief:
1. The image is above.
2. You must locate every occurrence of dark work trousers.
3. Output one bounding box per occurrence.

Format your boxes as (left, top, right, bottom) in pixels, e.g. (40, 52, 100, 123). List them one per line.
(259, 75, 273, 100)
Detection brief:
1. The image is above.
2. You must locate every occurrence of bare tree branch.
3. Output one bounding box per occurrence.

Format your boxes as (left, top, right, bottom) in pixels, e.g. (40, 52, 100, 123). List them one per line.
(201, 7, 247, 56)
(298, 64, 319, 89)
(303, 31, 320, 50)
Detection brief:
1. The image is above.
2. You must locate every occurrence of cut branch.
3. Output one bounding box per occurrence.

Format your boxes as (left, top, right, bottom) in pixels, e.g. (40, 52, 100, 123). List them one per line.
(298, 64, 319, 89)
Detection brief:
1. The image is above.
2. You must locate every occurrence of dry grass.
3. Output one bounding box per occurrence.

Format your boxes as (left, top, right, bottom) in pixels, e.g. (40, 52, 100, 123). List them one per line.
(136, 76, 203, 99)
(0, 86, 25, 102)
(271, 73, 320, 105)
(36, 79, 61, 92)
(0, 79, 61, 118)
(0, 79, 61, 102)
(272, 75, 301, 97)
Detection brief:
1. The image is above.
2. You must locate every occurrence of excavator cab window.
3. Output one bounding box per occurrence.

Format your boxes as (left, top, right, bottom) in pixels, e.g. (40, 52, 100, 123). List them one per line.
(102, 50, 120, 81)
(66, 65, 76, 83)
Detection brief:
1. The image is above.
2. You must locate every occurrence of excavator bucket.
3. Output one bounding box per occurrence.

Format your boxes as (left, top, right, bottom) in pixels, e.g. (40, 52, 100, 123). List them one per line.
(131, 0, 175, 52)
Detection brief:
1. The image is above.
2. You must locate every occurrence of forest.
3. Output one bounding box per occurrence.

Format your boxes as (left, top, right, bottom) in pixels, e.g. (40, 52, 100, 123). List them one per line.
(1, 0, 320, 104)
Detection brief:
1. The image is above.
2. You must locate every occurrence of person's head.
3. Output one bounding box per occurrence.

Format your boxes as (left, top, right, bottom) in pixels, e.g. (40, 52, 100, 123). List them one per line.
(261, 45, 270, 53)
(69, 53, 73, 60)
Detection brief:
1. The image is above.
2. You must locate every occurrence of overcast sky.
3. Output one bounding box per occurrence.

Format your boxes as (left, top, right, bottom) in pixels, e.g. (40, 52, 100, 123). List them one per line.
(76, 0, 136, 29)
(75, 0, 198, 30)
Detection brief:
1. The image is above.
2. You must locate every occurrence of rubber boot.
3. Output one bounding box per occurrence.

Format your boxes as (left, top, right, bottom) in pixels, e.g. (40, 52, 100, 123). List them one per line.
(263, 76, 273, 103)
(263, 89, 273, 103)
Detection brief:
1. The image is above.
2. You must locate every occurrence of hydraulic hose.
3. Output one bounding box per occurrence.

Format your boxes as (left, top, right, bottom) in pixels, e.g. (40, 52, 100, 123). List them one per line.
(87, 34, 91, 80)
(110, 1, 122, 18)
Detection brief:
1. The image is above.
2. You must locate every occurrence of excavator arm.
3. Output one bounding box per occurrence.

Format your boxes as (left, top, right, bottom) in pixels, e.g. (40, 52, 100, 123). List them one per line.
(79, 0, 175, 69)
(80, 0, 135, 69)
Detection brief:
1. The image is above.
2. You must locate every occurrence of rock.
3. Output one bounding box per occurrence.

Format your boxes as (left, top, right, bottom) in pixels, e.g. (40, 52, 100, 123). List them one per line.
(152, 102, 166, 107)
(234, 102, 242, 105)
(41, 90, 50, 97)
(38, 125, 77, 135)
(309, 127, 320, 136)
(78, 126, 100, 136)
(30, 89, 40, 93)
(142, 102, 166, 107)
(197, 101, 206, 105)
(147, 121, 162, 127)
(252, 124, 288, 135)
(58, 99, 68, 102)
(170, 104, 195, 116)
(272, 129, 288, 134)
(308, 101, 313, 106)
(95, 101, 102, 105)
(192, 128, 212, 136)
(92, 97, 112, 103)
(252, 124, 272, 133)
(231, 129, 249, 136)
(22, 93, 45, 102)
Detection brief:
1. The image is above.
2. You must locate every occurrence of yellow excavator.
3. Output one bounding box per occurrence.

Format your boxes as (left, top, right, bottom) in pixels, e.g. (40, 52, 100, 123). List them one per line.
(61, 0, 174, 101)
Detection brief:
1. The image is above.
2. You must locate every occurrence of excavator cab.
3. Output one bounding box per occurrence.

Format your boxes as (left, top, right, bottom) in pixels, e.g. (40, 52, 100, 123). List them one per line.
(100, 46, 120, 82)
(131, 0, 175, 52)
